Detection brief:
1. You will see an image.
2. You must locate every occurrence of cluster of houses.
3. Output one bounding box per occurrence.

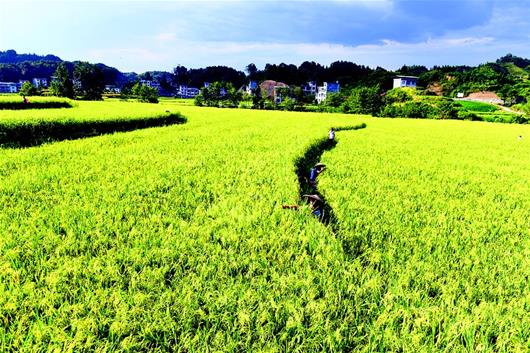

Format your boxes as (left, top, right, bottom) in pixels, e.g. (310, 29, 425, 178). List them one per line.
(0, 78, 48, 93)
(1, 75, 420, 103)
(242, 80, 341, 104)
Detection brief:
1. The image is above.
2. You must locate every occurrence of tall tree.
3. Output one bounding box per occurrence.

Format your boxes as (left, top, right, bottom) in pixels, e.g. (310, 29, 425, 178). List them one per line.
(245, 63, 258, 80)
(173, 65, 189, 86)
(19, 81, 38, 96)
(73, 62, 104, 100)
(50, 62, 74, 98)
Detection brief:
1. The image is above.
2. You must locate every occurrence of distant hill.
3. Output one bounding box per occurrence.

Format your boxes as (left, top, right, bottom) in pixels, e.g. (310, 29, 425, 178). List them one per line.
(0, 49, 137, 86)
(1, 49, 530, 100)
(0, 49, 61, 64)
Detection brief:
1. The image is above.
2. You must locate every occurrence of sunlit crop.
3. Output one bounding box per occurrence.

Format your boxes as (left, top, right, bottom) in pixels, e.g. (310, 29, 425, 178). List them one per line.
(0, 101, 528, 351)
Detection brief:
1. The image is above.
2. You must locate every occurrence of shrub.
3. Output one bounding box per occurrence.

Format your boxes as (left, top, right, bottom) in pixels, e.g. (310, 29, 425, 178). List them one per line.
(401, 101, 434, 119)
(436, 99, 461, 119)
(132, 84, 159, 104)
(457, 110, 480, 121)
(19, 81, 39, 96)
(342, 86, 383, 115)
(385, 88, 413, 104)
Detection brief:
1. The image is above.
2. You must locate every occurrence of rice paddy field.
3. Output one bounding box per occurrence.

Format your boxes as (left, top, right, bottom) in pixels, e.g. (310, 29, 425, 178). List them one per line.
(0, 99, 529, 352)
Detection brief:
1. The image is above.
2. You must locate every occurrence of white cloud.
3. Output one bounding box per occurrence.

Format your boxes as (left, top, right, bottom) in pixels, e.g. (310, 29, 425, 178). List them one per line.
(86, 35, 505, 72)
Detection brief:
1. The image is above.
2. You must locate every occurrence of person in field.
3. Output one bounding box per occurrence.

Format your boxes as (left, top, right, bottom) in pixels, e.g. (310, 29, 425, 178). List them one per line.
(303, 194, 325, 219)
(23, 95, 29, 104)
(309, 162, 325, 188)
(328, 127, 335, 141)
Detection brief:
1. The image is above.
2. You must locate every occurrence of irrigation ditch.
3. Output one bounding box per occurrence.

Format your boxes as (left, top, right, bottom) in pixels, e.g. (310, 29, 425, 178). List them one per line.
(294, 123, 367, 236)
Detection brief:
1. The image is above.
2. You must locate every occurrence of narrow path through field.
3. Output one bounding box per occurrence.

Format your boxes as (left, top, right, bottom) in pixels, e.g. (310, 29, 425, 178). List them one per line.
(294, 123, 366, 234)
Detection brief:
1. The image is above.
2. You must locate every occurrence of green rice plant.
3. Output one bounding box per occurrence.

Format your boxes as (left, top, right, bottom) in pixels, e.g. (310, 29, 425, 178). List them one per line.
(0, 103, 529, 352)
(0, 95, 74, 110)
(457, 100, 499, 113)
(319, 118, 530, 352)
(0, 101, 186, 147)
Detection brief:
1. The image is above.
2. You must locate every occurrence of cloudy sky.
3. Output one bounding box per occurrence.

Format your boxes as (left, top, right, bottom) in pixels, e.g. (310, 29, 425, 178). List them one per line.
(1, 0, 530, 73)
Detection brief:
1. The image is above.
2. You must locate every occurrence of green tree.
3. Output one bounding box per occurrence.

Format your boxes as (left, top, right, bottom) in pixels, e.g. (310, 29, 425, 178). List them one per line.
(251, 85, 263, 109)
(50, 62, 74, 98)
(498, 84, 519, 106)
(385, 88, 413, 104)
(194, 81, 242, 108)
(132, 82, 159, 103)
(19, 81, 38, 96)
(245, 63, 258, 80)
(322, 92, 346, 108)
(74, 62, 104, 100)
(342, 86, 383, 115)
(436, 99, 461, 119)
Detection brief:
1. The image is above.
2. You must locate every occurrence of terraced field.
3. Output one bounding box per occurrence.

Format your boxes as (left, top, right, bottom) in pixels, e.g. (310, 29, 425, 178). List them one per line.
(0, 100, 529, 351)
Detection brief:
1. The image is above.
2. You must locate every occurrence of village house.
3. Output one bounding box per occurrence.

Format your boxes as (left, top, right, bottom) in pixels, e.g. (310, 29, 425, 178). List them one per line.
(32, 78, 48, 88)
(0, 82, 19, 93)
(259, 80, 289, 103)
(105, 85, 121, 93)
(316, 81, 340, 104)
(139, 80, 161, 91)
(176, 85, 200, 98)
(393, 75, 418, 89)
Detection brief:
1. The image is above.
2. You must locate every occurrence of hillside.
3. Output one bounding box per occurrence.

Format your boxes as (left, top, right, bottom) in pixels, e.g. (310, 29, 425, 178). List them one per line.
(0, 50, 136, 86)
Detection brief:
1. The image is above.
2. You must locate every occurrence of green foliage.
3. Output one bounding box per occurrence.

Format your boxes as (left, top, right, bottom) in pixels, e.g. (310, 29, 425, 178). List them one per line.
(0, 101, 183, 147)
(18, 81, 38, 96)
(457, 100, 499, 112)
(132, 83, 159, 103)
(380, 101, 435, 119)
(385, 88, 413, 104)
(498, 84, 520, 106)
(436, 99, 461, 119)
(322, 92, 346, 108)
(278, 97, 300, 111)
(342, 86, 383, 115)
(0, 96, 73, 110)
(73, 62, 105, 100)
(0, 104, 529, 351)
(457, 110, 480, 121)
(49, 62, 74, 98)
(194, 81, 242, 108)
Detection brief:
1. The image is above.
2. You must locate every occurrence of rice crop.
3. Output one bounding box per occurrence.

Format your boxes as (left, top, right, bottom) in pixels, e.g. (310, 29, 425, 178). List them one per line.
(0, 102, 529, 352)
(0, 101, 185, 147)
(456, 100, 499, 113)
(0, 95, 74, 110)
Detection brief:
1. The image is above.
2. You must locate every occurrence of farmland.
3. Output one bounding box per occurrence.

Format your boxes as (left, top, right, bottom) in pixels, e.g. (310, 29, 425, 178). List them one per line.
(1, 100, 529, 351)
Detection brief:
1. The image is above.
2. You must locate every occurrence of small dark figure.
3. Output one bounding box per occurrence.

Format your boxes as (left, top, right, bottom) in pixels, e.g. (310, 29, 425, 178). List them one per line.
(303, 194, 325, 220)
(23, 95, 29, 104)
(328, 127, 335, 141)
(309, 163, 326, 188)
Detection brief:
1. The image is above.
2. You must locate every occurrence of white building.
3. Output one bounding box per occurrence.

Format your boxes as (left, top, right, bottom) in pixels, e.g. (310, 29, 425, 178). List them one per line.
(316, 81, 340, 104)
(32, 78, 48, 88)
(139, 80, 160, 90)
(105, 85, 121, 93)
(176, 85, 200, 98)
(393, 75, 418, 89)
(0, 82, 19, 93)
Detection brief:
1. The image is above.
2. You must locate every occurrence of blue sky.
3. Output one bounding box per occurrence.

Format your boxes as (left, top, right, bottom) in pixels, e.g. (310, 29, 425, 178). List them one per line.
(1, 0, 530, 73)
